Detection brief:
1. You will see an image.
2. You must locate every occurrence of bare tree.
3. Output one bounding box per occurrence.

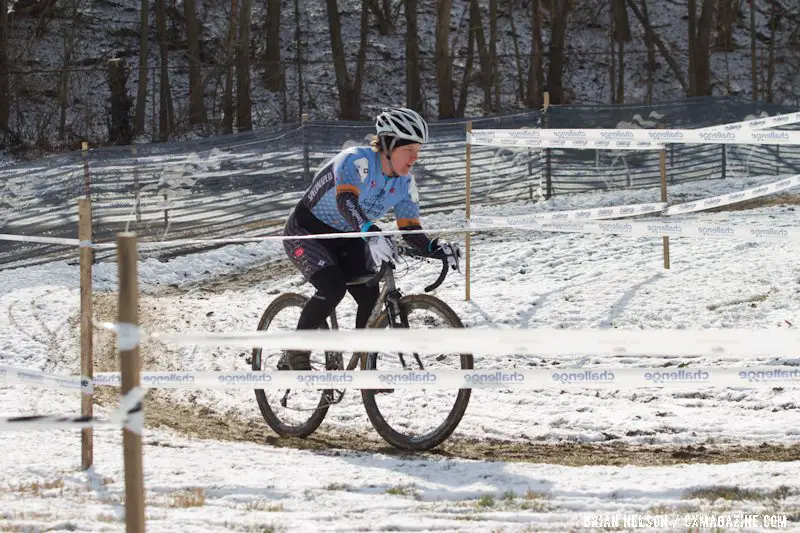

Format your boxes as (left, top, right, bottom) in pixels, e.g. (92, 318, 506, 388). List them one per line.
(640, 0, 656, 103)
(456, 10, 475, 117)
(490, 0, 499, 111)
(715, 0, 736, 51)
(547, 0, 570, 104)
(750, 0, 757, 100)
(236, 0, 252, 130)
(404, 0, 423, 112)
(134, 0, 149, 134)
(326, 0, 369, 120)
(184, 0, 206, 126)
(264, 0, 282, 92)
(690, 0, 714, 96)
(368, 0, 395, 35)
(435, 0, 454, 117)
(508, 0, 526, 104)
(612, 0, 631, 103)
(155, 0, 174, 140)
(293, 0, 304, 118)
(526, 0, 544, 108)
(766, 0, 776, 102)
(627, 0, 688, 93)
(59, 0, 84, 141)
(0, 0, 10, 141)
(223, 0, 238, 133)
(468, 0, 492, 112)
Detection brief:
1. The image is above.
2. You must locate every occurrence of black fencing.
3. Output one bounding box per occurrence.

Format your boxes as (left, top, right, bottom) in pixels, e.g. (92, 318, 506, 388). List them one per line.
(0, 96, 798, 269)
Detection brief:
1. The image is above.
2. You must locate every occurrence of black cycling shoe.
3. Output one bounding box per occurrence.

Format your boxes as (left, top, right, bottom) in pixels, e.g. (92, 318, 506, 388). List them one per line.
(286, 350, 312, 371)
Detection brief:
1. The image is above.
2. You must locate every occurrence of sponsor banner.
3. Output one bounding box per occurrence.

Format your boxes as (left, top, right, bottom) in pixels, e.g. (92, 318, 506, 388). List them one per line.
(470, 203, 666, 227)
(84, 367, 800, 390)
(700, 111, 800, 132)
(0, 365, 90, 393)
(153, 328, 800, 359)
(468, 128, 800, 147)
(665, 175, 800, 215)
(470, 217, 800, 241)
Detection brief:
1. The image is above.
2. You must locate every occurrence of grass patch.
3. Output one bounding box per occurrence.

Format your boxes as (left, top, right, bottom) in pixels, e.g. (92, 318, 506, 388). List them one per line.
(384, 484, 420, 500)
(9, 479, 64, 496)
(476, 494, 495, 508)
(683, 485, 794, 502)
(520, 488, 552, 512)
(166, 487, 206, 508)
(323, 482, 353, 491)
(95, 513, 119, 523)
(243, 500, 284, 512)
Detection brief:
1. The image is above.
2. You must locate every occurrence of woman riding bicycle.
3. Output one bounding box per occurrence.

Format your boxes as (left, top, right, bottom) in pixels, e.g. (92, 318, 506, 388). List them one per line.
(282, 107, 460, 370)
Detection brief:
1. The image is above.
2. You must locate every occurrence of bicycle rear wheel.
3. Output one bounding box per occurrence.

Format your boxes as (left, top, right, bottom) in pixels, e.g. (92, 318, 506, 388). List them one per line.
(361, 294, 473, 451)
(252, 293, 331, 438)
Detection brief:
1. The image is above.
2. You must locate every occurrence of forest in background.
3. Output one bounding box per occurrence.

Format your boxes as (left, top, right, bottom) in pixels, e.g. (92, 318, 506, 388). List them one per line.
(0, 0, 798, 155)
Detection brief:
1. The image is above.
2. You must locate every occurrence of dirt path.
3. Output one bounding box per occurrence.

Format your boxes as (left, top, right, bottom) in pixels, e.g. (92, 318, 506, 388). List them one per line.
(84, 259, 800, 466)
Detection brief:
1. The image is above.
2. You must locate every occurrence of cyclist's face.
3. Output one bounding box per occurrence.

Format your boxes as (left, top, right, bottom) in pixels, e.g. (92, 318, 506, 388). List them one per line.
(390, 143, 421, 176)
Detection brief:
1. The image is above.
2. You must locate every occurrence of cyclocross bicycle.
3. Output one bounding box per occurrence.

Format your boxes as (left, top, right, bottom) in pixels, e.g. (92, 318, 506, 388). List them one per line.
(249, 242, 473, 451)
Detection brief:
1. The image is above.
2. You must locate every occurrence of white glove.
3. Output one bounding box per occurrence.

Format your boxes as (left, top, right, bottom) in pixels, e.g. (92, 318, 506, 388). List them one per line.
(367, 235, 397, 268)
(432, 239, 461, 272)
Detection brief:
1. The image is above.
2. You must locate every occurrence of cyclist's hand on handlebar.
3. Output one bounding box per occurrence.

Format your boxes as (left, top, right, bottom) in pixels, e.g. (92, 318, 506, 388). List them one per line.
(367, 233, 397, 268)
(429, 238, 462, 273)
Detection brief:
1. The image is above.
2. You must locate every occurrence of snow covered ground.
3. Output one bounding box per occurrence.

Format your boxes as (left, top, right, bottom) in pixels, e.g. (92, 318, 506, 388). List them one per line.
(0, 174, 799, 532)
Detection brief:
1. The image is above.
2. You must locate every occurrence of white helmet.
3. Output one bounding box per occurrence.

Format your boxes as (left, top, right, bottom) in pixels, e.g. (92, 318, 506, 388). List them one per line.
(375, 107, 429, 145)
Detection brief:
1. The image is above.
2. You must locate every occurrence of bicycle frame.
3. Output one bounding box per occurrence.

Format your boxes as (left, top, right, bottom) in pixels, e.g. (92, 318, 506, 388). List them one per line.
(329, 265, 404, 372)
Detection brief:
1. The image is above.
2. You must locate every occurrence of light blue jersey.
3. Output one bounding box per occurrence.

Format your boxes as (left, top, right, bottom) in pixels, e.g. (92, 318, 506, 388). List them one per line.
(300, 146, 422, 233)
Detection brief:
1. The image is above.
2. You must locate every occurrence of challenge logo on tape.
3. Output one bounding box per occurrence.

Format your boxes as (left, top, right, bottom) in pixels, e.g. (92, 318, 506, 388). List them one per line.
(643, 370, 710, 383)
(738, 368, 800, 383)
(552, 370, 615, 385)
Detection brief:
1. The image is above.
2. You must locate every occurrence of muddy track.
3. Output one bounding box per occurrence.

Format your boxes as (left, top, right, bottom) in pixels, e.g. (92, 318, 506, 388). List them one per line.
(85, 260, 800, 466)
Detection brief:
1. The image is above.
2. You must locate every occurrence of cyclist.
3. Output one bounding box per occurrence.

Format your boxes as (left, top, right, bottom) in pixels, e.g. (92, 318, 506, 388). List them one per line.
(281, 107, 461, 370)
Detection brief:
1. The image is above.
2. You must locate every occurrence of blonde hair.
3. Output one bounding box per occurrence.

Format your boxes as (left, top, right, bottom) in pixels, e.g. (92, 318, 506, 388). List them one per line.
(369, 134, 380, 152)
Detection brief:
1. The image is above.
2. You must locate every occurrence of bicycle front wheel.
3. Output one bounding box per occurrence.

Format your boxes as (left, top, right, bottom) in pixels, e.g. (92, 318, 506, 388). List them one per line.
(252, 293, 331, 438)
(361, 294, 473, 451)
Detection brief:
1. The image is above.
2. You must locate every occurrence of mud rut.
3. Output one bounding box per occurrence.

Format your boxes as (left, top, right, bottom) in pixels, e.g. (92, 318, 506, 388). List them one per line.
(84, 259, 800, 466)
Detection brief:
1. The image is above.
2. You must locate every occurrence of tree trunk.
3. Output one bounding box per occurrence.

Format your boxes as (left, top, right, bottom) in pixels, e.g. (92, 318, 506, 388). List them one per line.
(108, 59, 133, 145)
(507, 0, 525, 104)
(750, 0, 757, 100)
(155, 0, 173, 141)
(59, 1, 79, 141)
(687, 0, 697, 96)
(265, 0, 282, 91)
(236, 0, 252, 130)
(404, 0, 423, 112)
(435, 0, 454, 118)
(547, 0, 570, 104)
(368, 0, 393, 35)
(325, 0, 368, 120)
(294, 0, 304, 119)
(526, 0, 543, 108)
(641, 0, 656, 103)
(715, 0, 735, 51)
(223, 0, 238, 133)
(184, 0, 206, 126)
(627, 0, 688, 93)
(693, 0, 714, 96)
(134, 0, 149, 135)
(490, 0, 499, 112)
(0, 0, 6, 141)
(456, 5, 475, 116)
(612, 0, 630, 104)
(766, 0, 776, 102)
(469, 0, 491, 113)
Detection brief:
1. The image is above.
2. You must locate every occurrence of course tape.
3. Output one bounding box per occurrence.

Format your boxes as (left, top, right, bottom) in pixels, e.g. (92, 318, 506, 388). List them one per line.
(471, 203, 666, 226)
(150, 328, 800, 358)
(664, 175, 800, 215)
(700, 111, 800, 132)
(467, 128, 800, 148)
(0, 387, 145, 433)
(470, 217, 800, 241)
(0, 365, 92, 394)
(88, 367, 799, 390)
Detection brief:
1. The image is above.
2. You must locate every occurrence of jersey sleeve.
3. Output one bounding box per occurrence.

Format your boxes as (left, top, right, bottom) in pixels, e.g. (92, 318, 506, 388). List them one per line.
(394, 178, 431, 251)
(334, 154, 371, 231)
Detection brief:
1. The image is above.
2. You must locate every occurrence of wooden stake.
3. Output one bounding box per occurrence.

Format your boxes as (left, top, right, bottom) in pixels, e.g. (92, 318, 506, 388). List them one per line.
(659, 132, 671, 270)
(465, 121, 472, 302)
(117, 233, 145, 533)
(81, 142, 91, 199)
(79, 199, 93, 470)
